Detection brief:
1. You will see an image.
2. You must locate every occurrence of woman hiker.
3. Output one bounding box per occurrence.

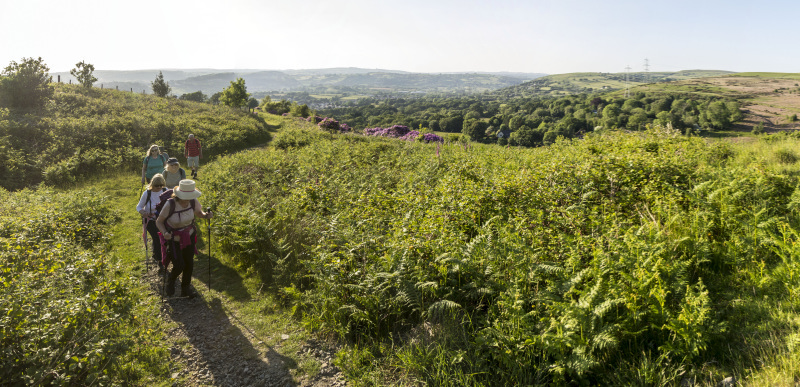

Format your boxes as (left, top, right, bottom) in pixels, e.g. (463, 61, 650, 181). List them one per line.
(136, 174, 167, 272)
(141, 144, 168, 185)
(161, 157, 186, 189)
(156, 179, 213, 298)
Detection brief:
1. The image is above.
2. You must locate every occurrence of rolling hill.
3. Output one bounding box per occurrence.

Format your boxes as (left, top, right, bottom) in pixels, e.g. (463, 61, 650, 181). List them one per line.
(51, 68, 546, 96)
(497, 70, 734, 98)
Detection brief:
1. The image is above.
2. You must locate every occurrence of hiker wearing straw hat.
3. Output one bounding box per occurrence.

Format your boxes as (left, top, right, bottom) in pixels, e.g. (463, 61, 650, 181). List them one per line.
(155, 179, 213, 298)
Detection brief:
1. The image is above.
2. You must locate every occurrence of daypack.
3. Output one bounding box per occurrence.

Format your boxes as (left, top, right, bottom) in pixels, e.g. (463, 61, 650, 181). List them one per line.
(143, 154, 167, 166)
(144, 187, 167, 216)
(155, 190, 198, 265)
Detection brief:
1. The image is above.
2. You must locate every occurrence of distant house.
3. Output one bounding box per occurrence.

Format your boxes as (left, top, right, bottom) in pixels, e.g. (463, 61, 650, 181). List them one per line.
(496, 129, 512, 138)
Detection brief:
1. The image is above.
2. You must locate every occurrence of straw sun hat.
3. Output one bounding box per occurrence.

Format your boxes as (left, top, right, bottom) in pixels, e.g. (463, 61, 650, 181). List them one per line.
(175, 179, 202, 200)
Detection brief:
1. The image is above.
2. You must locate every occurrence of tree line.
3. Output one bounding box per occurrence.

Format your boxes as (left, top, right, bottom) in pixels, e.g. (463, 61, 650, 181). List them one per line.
(316, 91, 744, 146)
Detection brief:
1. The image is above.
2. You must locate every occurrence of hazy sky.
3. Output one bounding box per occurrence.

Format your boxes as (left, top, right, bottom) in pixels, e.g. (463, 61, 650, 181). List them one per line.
(2, 0, 797, 74)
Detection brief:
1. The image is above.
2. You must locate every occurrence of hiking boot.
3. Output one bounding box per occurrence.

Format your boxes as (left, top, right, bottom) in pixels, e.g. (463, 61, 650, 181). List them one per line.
(180, 288, 196, 299)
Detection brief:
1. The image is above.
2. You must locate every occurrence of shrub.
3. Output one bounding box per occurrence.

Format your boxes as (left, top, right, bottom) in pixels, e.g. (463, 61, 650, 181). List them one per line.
(0, 189, 170, 385)
(775, 148, 798, 164)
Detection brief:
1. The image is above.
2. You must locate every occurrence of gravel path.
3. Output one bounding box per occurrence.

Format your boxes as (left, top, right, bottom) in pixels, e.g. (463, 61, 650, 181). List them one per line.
(144, 268, 347, 386)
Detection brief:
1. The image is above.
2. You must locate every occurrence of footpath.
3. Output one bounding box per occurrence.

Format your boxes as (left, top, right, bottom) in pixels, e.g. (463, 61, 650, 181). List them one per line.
(141, 268, 345, 387)
(114, 176, 347, 386)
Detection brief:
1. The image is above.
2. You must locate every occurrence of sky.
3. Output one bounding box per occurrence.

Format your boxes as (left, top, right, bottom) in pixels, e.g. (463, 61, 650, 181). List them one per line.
(2, 0, 798, 75)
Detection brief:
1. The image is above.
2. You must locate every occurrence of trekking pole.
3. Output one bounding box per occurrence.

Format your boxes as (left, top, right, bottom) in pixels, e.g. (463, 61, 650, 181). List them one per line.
(206, 206, 213, 291)
(142, 218, 150, 272)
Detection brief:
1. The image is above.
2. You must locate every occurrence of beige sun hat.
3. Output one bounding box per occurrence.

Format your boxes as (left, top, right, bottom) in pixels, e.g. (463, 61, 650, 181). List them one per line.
(175, 179, 202, 200)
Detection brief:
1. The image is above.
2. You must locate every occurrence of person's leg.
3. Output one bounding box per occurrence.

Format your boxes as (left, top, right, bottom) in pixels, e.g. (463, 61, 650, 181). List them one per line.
(167, 241, 184, 296)
(146, 220, 162, 270)
(187, 156, 199, 178)
(180, 243, 195, 297)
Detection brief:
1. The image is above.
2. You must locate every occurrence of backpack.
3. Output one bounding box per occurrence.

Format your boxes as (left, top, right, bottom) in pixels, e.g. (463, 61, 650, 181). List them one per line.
(155, 190, 197, 266)
(143, 154, 167, 168)
(144, 187, 167, 214)
(154, 189, 196, 226)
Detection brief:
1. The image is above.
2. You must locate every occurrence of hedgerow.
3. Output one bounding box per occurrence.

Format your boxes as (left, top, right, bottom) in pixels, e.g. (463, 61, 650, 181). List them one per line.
(0, 188, 170, 385)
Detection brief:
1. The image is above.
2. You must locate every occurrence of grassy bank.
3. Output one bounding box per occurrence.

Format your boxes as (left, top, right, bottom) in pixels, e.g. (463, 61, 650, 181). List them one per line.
(0, 84, 274, 190)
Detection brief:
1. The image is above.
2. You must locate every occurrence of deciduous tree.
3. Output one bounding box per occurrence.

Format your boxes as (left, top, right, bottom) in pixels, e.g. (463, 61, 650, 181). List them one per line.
(70, 61, 97, 88)
(220, 77, 249, 108)
(0, 57, 53, 109)
(179, 91, 207, 103)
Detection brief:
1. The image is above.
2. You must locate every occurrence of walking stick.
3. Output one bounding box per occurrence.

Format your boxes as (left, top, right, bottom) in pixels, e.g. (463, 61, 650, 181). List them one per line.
(142, 218, 150, 272)
(207, 206, 213, 291)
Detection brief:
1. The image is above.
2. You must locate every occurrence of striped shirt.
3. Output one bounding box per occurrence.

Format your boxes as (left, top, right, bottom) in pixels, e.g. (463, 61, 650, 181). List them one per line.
(185, 139, 201, 157)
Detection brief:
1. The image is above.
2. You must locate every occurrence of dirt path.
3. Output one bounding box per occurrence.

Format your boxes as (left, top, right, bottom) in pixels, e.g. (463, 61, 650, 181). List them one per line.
(141, 256, 346, 386)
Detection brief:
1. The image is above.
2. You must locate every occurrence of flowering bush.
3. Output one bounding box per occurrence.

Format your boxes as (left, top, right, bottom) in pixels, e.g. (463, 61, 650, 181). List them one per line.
(363, 125, 411, 138)
(366, 125, 442, 143)
(307, 115, 323, 124)
(318, 117, 340, 133)
(420, 132, 444, 143)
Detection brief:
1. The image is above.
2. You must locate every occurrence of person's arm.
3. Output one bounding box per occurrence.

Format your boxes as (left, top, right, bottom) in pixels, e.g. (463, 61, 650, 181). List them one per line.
(156, 201, 172, 240)
(184, 141, 189, 159)
(136, 191, 148, 216)
(198, 141, 202, 158)
(194, 200, 213, 219)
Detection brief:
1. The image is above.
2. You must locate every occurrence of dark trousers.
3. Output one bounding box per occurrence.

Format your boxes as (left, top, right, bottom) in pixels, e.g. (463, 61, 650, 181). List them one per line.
(144, 219, 162, 266)
(167, 239, 195, 292)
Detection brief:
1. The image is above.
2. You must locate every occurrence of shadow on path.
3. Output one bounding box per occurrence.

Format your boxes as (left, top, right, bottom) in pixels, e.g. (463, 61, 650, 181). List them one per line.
(161, 284, 299, 386)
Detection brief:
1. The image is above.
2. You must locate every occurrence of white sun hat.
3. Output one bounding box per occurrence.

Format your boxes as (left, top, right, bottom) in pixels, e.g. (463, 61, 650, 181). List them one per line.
(175, 179, 202, 200)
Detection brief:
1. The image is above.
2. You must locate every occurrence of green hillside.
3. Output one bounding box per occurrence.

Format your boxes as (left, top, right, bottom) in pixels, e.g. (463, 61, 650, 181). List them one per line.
(0, 84, 274, 190)
(500, 70, 734, 98)
(200, 127, 800, 385)
(5, 83, 800, 385)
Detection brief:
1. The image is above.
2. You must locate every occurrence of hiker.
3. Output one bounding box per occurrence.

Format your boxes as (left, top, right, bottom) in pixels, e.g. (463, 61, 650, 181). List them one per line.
(161, 157, 186, 189)
(137, 174, 167, 271)
(156, 179, 213, 297)
(158, 146, 170, 159)
(184, 134, 202, 179)
(141, 144, 168, 184)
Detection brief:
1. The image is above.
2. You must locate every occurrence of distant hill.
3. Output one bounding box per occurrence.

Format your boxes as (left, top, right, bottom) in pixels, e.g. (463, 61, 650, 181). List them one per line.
(497, 70, 734, 98)
(51, 68, 544, 96)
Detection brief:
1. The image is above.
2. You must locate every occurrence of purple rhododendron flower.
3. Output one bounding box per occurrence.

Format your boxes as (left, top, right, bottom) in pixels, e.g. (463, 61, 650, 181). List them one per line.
(421, 133, 444, 143)
(318, 117, 340, 131)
